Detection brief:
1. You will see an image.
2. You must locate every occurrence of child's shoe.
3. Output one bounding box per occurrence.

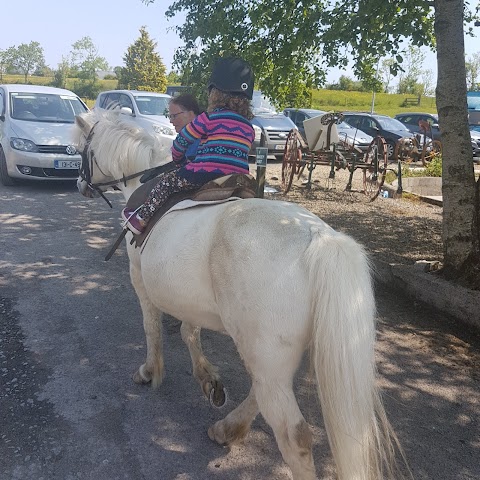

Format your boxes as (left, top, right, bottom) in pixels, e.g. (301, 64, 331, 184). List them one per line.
(121, 208, 147, 235)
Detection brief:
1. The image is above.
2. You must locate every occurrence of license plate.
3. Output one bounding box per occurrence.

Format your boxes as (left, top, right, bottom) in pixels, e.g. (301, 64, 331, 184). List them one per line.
(54, 160, 80, 169)
(275, 144, 285, 151)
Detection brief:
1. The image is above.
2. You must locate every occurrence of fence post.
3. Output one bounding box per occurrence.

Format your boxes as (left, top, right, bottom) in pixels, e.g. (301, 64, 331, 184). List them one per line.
(255, 147, 268, 198)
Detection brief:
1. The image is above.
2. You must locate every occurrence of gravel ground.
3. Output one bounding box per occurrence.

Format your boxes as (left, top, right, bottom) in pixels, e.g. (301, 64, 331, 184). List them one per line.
(259, 162, 443, 267)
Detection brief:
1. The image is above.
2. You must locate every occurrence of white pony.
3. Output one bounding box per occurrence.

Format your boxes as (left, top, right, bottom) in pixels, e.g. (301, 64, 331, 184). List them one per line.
(74, 110, 407, 480)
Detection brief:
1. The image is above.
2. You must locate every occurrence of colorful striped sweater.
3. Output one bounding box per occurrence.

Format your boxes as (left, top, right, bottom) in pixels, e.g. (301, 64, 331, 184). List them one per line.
(171, 108, 254, 176)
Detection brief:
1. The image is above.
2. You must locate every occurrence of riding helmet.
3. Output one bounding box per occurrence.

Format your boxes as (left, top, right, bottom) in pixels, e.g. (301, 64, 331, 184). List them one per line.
(208, 57, 254, 100)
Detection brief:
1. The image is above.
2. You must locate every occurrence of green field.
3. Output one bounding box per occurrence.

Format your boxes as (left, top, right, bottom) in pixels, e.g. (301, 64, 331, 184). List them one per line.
(0, 74, 437, 116)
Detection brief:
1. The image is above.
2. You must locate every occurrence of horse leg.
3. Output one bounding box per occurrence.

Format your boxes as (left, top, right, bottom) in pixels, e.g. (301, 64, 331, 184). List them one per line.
(180, 322, 226, 407)
(207, 386, 258, 445)
(253, 376, 316, 480)
(129, 262, 164, 388)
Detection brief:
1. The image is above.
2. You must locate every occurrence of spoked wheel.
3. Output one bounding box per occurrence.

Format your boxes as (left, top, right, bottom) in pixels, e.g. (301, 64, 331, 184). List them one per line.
(422, 140, 442, 166)
(362, 136, 388, 201)
(282, 129, 302, 193)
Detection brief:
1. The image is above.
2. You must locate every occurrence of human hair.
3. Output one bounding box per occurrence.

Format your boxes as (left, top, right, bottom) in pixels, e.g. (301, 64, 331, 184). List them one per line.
(207, 88, 253, 120)
(169, 94, 201, 115)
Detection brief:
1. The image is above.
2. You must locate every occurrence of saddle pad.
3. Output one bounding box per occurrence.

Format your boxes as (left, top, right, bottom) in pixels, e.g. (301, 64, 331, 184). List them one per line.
(127, 173, 257, 248)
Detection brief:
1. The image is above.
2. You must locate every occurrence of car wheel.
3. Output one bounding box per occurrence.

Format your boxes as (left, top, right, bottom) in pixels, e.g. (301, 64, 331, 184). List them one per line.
(386, 141, 396, 160)
(0, 148, 16, 186)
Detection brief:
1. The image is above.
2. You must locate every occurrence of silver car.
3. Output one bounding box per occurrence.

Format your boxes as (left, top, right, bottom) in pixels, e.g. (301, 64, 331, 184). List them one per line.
(0, 84, 89, 186)
(93, 89, 177, 138)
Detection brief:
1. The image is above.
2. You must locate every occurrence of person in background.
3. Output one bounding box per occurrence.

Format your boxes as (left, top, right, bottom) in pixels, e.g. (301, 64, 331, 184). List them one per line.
(168, 93, 201, 162)
(121, 57, 255, 235)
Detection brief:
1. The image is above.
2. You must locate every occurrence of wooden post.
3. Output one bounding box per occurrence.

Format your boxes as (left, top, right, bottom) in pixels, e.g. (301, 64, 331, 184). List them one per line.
(255, 147, 268, 198)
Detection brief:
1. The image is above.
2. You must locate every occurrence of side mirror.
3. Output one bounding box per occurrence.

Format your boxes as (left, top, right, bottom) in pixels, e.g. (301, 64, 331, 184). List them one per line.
(119, 106, 134, 116)
(432, 123, 439, 130)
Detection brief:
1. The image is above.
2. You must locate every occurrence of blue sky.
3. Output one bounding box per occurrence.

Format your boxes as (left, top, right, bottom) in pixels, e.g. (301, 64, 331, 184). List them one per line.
(2, 0, 479, 84)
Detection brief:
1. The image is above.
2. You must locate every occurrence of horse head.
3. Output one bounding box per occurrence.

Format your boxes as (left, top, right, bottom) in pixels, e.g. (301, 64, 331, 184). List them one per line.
(74, 109, 174, 202)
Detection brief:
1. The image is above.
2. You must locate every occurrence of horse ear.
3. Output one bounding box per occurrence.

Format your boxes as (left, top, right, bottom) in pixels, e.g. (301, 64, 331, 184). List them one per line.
(75, 113, 90, 133)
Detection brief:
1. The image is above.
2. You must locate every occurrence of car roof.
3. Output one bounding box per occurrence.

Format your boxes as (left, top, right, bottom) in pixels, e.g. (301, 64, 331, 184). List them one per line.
(342, 111, 390, 118)
(395, 112, 438, 118)
(0, 84, 79, 96)
(101, 89, 170, 98)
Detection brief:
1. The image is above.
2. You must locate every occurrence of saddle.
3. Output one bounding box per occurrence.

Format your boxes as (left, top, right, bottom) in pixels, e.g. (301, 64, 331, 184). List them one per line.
(126, 173, 257, 248)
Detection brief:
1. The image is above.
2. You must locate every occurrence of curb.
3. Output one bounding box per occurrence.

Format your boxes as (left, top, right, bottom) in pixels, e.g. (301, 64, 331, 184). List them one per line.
(372, 259, 480, 330)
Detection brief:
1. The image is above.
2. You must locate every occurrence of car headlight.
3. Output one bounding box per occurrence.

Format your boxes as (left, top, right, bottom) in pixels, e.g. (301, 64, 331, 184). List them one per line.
(10, 137, 38, 152)
(253, 124, 262, 142)
(152, 124, 176, 136)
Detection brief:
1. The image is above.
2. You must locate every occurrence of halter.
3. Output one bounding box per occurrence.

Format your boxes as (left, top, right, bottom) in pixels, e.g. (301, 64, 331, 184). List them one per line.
(78, 122, 158, 208)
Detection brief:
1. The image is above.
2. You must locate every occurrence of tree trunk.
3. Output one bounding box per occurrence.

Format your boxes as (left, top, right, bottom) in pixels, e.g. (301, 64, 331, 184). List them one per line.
(435, 0, 480, 287)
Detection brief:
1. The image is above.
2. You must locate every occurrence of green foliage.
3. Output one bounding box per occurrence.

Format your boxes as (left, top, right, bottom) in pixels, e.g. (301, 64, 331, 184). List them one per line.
(70, 36, 108, 83)
(9, 41, 45, 83)
(118, 26, 167, 92)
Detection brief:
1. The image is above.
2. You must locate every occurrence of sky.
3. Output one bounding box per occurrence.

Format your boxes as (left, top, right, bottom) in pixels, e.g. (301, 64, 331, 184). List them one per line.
(2, 0, 479, 85)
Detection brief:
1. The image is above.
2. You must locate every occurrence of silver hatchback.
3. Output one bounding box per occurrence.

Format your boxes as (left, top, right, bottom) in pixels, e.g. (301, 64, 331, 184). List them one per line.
(0, 84, 88, 186)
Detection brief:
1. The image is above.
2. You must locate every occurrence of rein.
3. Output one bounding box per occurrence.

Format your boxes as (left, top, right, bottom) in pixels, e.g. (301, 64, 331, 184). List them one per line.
(79, 122, 160, 208)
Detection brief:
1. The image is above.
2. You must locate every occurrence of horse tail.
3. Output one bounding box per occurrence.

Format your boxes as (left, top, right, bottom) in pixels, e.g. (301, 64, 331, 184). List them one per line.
(304, 227, 408, 480)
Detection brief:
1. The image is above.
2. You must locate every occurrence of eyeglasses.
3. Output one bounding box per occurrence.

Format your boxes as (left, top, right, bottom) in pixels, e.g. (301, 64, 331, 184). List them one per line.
(168, 111, 186, 121)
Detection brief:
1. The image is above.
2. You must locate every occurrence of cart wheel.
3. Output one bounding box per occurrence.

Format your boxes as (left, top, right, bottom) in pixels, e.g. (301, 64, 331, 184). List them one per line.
(394, 137, 416, 163)
(363, 136, 388, 201)
(422, 140, 442, 166)
(282, 129, 301, 193)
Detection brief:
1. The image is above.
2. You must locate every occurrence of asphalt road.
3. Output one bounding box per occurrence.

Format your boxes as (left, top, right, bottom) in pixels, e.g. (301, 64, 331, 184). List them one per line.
(1, 180, 479, 480)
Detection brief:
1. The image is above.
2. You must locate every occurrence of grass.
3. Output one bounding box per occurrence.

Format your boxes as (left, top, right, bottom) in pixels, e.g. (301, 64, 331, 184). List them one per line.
(0, 73, 438, 116)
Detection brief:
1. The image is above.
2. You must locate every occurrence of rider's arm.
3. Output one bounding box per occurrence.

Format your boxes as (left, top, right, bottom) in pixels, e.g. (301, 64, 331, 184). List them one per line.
(171, 112, 209, 163)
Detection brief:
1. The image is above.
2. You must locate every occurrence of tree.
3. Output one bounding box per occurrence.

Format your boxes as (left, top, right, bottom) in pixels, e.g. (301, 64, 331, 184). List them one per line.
(0, 49, 13, 81)
(52, 57, 71, 89)
(70, 36, 109, 99)
(395, 46, 427, 95)
(465, 52, 480, 90)
(9, 41, 45, 83)
(70, 36, 109, 82)
(118, 26, 167, 92)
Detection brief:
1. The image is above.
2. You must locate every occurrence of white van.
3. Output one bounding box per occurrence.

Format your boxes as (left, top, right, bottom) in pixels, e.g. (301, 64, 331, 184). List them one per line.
(0, 84, 88, 186)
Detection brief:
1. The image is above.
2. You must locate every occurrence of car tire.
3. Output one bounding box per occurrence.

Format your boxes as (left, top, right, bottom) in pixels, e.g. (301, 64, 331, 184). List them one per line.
(386, 141, 396, 160)
(0, 148, 16, 186)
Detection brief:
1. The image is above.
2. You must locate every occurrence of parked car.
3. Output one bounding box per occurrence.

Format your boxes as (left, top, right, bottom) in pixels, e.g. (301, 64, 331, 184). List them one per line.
(0, 84, 89, 186)
(394, 112, 441, 140)
(341, 112, 415, 159)
(467, 91, 480, 126)
(395, 111, 480, 157)
(283, 108, 373, 152)
(249, 91, 297, 161)
(94, 90, 176, 138)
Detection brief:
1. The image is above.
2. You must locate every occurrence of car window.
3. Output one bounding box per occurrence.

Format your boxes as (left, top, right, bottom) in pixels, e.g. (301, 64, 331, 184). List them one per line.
(118, 94, 134, 111)
(134, 96, 170, 116)
(102, 93, 121, 109)
(10, 92, 87, 123)
(375, 116, 409, 131)
(345, 116, 360, 128)
(0, 89, 4, 115)
(295, 112, 306, 128)
(398, 115, 416, 125)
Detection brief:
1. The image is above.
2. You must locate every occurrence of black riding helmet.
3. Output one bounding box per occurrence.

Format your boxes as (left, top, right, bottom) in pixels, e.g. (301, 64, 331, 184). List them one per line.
(208, 57, 254, 100)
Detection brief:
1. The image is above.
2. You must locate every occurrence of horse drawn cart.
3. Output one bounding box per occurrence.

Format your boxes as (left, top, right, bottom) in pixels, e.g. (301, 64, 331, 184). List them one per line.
(281, 112, 389, 201)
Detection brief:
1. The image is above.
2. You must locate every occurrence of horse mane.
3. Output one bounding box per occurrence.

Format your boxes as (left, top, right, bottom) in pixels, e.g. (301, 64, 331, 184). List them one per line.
(75, 110, 173, 179)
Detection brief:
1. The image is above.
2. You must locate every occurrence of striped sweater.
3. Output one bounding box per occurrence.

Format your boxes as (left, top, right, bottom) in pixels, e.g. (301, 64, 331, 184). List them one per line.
(172, 108, 254, 176)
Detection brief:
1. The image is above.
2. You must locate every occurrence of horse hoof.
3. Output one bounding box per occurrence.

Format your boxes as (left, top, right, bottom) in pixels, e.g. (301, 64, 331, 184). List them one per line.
(132, 366, 151, 385)
(209, 384, 227, 408)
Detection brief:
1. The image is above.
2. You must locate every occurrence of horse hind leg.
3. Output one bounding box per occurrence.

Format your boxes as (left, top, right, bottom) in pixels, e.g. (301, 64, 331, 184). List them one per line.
(129, 263, 164, 388)
(254, 376, 316, 480)
(207, 386, 258, 445)
(180, 322, 226, 407)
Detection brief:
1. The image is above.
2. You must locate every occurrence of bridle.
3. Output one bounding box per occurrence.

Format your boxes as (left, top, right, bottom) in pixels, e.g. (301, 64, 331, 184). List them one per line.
(78, 122, 158, 208)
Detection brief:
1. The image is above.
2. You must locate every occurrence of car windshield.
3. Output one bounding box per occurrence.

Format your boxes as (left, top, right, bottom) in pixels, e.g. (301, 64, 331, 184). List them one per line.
(10, 92, 87, 123)
(251, 91, 277, 115)
(134, 96, 170, 116)
(376, 116, 410, 131)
